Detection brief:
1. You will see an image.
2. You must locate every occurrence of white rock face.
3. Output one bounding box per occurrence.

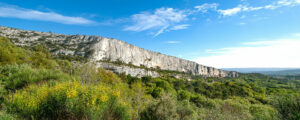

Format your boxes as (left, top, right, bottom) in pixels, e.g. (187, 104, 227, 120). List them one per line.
(96, 62, 160, 78)
(0, 26, 238, 78)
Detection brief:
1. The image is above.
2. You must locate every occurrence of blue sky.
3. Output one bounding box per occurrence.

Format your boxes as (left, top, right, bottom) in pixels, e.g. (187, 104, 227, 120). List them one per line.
(0, 0, 300, 68)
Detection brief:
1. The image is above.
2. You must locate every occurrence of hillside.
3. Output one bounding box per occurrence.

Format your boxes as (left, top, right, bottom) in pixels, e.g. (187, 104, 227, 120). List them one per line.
(0, 36, 299, 120)
(0, 26, 238, 78)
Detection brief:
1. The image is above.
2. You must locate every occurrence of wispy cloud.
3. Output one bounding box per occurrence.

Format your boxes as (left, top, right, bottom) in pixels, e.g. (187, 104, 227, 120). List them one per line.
(194, 3, 218, 13)
(170, 24, 190, 30)
(123, 0, 300, 36)
(242, 40, 281, 45)
(0, 3, 95, 25)
(165, 41, 181, 44)
(194, 38, 300, 68)
(124, 7, 187, 36)
(123, 3, 219, 37)
(218, 0, 300, 16)
(218, 5, 243, 16)
(278, 0, 300, 6)
(153, 26, 169, 37)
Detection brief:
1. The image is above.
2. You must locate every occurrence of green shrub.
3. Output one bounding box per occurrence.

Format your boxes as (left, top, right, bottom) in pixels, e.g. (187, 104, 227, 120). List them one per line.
(177, 90, 190, 101)
(151, 87, 164, 98)
(250, 104, 278, 120)
(190, 94, 216, 108)
(140, 93, 177, 120)
(153, 78, 172, 92)
(97, 68, 121, 84)
(176, 100, 196, 120)
(0, 64, 71, 91)
(0, 111, 16, 120)
(98, 97, 130, 120)
(0, 37, 29, 65)
(56, 59, 74, 74)
(272, 94, 300, 120)
(219, 100, 252, 120)
(30, 51, 58, 69)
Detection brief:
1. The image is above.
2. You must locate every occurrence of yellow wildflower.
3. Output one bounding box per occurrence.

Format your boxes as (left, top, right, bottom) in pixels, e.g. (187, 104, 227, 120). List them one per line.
(40, 91, 48, 99)
(66, 89, 78, 98)
(91, 96, 97, 105)
(100, 95, 108, 102)
(54, 84, 64, 91)
(95, 85, 109, 92)
(80, 85, 89, 95)
(121, 101, 126, 106)
(113, 90, 121, 98)
(27, 98, 38, 109)
(39, 87, 49, 99)
(73, 82, 80, 89)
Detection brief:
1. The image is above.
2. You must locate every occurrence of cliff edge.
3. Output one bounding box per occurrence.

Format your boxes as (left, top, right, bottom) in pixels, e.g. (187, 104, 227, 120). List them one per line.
(0, 26, 238, 78)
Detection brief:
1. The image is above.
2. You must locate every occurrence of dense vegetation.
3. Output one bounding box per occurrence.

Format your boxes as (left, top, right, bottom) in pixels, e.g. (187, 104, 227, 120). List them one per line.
(0, 36, 299, 120)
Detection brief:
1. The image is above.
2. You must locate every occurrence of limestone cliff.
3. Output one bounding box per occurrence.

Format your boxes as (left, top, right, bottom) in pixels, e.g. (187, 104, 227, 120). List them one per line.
(0, 26, 238, 78)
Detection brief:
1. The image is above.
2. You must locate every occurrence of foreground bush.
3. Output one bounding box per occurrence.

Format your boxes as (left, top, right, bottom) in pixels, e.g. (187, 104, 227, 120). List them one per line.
(0, 64, 71, 91)
(0, 37, 59, 69)
(0, 111, 16, 120)
(0, 37, 29, 65)
(272, 94, 300, 120)
(140, 93, 178, 120)
(5, 81, 130, 120)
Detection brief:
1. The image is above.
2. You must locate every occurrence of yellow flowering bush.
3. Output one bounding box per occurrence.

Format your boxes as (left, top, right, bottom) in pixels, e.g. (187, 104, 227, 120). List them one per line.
(100, 95, 108, 102)
(5, 80, 130, 119)
(66, 89, 78, 98)
(113, 90, 121, 98)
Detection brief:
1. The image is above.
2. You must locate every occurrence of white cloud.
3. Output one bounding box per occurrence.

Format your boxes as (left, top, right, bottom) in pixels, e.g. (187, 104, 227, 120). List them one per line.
(166, 41, 181, 44)
(124, 3, 217, 37)
(0, 4, 95, 25)
(263, 5, 279, 10)
(153, 26, 169, 37)
(218, 5, 243, 16)
(124, 7, 187, 36)
(194, 3, 218, 13)
(277, 0, 300, 6)
(194, 39, 300, 68)
(218, 0, 300, 16)
(123, 0, 300, 36)
(242, 40, 281, 45)
(170, 24, 189, 30)
(247, 6, 264, 11)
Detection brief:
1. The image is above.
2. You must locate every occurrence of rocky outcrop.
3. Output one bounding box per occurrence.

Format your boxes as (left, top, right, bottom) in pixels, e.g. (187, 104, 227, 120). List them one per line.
(96, 62, 160, 78)
(0, 26, 238, 78)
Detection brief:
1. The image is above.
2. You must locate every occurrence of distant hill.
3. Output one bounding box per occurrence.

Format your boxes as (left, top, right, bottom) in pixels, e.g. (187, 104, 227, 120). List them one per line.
(223, 68, 300, 80)
(260, 69, 300, 76)
(222, 68, 299, 73)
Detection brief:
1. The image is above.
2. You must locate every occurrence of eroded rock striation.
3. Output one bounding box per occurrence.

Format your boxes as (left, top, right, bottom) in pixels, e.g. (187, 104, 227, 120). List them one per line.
(0, 26, 238, 78)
